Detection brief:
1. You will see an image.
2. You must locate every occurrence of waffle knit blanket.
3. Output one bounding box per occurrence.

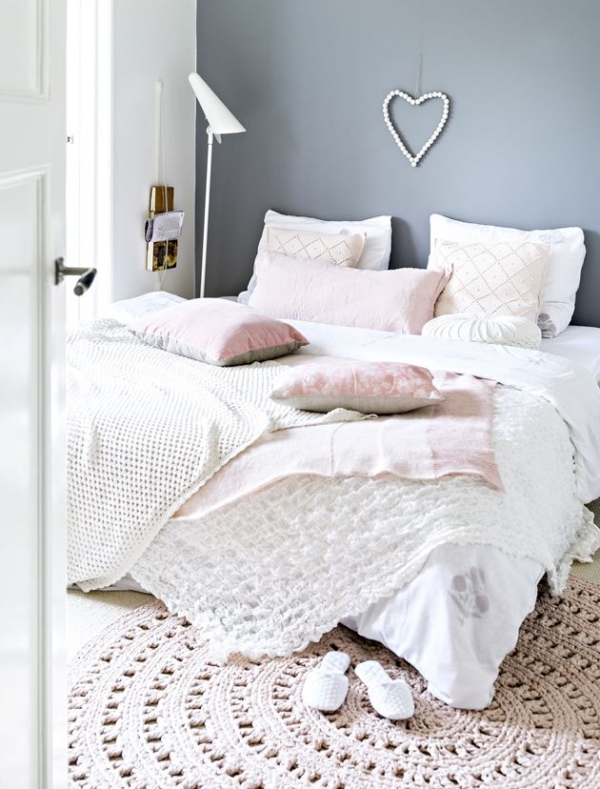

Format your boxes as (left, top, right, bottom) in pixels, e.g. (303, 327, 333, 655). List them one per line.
(67, 320, 367, 590)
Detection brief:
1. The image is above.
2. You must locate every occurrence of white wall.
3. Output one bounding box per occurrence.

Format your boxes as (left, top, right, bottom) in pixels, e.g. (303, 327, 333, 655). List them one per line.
(111, 0, 196, 301)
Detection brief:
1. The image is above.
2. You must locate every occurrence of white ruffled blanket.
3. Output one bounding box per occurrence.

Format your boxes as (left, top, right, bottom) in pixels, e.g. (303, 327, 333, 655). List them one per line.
(67, 320, 367, 590)
(132, 386, 600, 660)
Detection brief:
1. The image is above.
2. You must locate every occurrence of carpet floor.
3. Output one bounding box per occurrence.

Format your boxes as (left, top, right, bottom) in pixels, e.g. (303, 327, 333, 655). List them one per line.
(68, 576, 600, 788)
(571, 498, 600, 584)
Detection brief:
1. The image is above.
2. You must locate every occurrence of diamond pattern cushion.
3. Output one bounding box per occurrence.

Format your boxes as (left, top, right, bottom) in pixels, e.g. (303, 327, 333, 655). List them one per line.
(431, 240, 550, 322)
(266, 227, 365, 268)
(429, 214, 586, 337)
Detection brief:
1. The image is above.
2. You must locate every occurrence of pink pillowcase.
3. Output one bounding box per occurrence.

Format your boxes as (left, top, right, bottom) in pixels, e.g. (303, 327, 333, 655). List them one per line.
(128, 298, 309, 366)
(248, 251, 450, 334)
(271, 361, 442, 414)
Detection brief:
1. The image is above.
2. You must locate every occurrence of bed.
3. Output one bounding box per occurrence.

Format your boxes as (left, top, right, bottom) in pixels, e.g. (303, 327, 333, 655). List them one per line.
(68, 213, 600, 710)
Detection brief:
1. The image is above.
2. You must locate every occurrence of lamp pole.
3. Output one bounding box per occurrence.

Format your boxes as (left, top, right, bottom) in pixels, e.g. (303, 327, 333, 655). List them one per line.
(200, 127, 214, 298)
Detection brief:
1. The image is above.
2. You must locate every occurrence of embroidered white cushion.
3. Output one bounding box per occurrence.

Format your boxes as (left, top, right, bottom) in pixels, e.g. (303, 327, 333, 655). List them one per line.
(271, 361, 442, 414)
(430, 239, 550, 323)
(422, 314, 542, 350)
(239, 211, 392, 303)
(429, 214, 586, 337)
(266, 227, 365, 268)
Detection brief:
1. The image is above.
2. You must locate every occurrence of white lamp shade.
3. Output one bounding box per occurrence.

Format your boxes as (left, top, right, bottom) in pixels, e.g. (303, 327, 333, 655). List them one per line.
(188, 72, 246, 135)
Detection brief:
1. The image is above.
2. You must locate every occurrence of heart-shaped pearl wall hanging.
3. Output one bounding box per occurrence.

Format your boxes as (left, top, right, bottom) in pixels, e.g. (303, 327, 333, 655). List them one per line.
(383, 90, 450, 167)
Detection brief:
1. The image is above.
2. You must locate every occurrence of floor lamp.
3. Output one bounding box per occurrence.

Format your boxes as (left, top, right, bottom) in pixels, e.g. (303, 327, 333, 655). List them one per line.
(188, 73, 246, 298)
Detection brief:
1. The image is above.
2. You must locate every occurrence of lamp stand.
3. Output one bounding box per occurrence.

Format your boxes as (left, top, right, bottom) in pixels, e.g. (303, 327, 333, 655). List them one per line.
(200, 128, 214, 298)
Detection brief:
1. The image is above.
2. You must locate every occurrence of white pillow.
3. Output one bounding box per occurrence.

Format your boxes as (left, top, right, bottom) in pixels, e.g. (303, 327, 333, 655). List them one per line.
(103, 291, 186, 323)
(429, 214, 586, 338)
(239, 210, 392, 303)
(423, 314, 542, 349)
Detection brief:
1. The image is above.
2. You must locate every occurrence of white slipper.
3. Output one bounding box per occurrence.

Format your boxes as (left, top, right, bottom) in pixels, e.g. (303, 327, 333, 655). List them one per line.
(302, 651, 351, 712)
(355, 660, 414, 720)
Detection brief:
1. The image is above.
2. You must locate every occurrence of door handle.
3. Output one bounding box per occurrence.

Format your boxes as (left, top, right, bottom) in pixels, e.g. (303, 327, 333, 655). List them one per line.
(54, 258, 97, 296)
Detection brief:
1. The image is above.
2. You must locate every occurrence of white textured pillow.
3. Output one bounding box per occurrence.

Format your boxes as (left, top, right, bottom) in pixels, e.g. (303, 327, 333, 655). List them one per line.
(430, 239, 550, 322)
(266, 227, 365, 267)
(430, 214, 586, 337)
(239, 210, 392, 303)
(423, 314, 542, 349)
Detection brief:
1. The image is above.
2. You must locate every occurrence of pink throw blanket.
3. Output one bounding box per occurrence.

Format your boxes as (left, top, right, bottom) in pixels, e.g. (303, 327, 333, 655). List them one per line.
(174, 371, 501, 523)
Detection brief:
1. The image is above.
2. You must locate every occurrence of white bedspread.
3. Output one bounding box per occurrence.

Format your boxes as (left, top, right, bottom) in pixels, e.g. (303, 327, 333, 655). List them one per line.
(131, 324, 600, 662)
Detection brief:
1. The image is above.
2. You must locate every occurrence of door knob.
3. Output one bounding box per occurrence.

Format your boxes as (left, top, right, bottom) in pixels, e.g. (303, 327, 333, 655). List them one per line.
(54, 258, 97, 296)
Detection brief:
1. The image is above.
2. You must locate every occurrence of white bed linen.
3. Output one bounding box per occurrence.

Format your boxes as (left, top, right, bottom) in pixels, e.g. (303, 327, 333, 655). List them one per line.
(541, 325, 600, 382)
(106, 292, 600, 384)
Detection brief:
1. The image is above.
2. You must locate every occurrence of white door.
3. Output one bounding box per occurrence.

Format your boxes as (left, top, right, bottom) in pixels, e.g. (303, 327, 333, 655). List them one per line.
(0, 0, 67, 787)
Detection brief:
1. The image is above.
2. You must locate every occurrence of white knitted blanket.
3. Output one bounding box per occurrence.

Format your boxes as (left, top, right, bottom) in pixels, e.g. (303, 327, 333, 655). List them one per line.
(67, 320, 365, 590)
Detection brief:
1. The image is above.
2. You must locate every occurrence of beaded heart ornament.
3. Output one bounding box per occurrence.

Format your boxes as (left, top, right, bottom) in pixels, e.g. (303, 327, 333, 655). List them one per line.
(383, 90, 450, 167)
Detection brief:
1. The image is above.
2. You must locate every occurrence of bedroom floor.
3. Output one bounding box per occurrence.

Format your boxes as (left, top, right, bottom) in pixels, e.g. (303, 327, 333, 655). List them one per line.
(67, 499, 600, 662)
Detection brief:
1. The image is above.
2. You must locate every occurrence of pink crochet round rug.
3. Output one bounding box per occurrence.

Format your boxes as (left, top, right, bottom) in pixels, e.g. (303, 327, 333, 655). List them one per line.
(69, 577, 600, 789)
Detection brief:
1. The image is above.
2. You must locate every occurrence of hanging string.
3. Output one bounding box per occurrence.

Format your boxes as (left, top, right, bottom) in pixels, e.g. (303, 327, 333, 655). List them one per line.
(415, 0, 424, 96)
(415, 53, 423, 97)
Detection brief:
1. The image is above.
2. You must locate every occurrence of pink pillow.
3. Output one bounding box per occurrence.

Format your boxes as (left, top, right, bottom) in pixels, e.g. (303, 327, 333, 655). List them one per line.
(248, 251, 450, 334)
(128, 298, 309, 366)
(271, 361, 442, 414)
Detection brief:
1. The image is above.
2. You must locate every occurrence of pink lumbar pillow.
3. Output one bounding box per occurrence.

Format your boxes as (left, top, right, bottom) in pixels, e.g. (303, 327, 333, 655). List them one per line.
(248, 251, 450, 334)
(271, 361, 442, 414)
(128, 298, 309, 366)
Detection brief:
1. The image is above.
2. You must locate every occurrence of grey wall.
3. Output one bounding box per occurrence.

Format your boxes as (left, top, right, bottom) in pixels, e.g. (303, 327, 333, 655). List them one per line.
(196, 0, 600, 327)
